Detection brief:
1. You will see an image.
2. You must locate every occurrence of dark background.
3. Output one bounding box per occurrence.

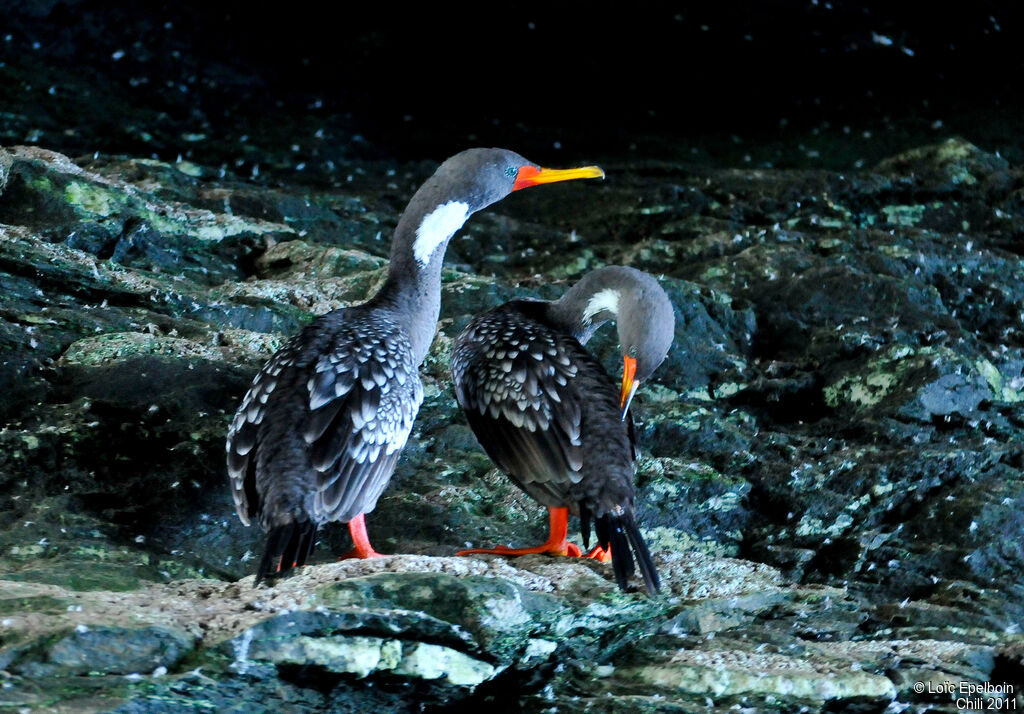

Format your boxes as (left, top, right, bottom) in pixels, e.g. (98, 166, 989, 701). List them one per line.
(1, 0, 1022, 171)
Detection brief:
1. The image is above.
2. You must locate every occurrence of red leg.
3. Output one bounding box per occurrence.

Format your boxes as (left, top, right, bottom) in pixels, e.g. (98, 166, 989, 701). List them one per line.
(457, 507, 583, 557)
(584, 544, 612, 563)
(337, 513, 387, 560)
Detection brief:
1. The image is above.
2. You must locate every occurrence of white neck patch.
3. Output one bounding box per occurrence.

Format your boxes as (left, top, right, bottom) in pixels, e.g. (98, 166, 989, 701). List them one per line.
(583, 288, 620, 323)
(413, 201, 470, 266)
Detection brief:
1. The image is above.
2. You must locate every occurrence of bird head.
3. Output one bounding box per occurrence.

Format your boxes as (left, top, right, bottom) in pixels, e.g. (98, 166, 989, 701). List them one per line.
(404, 149, 603, 270)
(433, 148, 604, 213)
(617, 288, 674, 419)
(559, 266, 675, 420)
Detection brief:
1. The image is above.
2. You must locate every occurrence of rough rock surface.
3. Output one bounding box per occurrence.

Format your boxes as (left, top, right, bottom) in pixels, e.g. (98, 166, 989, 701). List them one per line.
(1, 136, 1022, 712)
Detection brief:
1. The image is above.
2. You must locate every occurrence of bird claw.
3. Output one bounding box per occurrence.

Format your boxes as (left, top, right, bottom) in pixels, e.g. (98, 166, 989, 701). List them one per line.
(337, 548, 386, 560)
(584, 545, 612, 563)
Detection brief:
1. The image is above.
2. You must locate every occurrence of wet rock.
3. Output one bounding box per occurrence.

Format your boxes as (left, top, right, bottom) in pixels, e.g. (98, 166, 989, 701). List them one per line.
(627, 646, 896, 701)
(0, 146, 12, 195)
(229, 609, 495, 686)
(315, 572, 576, 665)
(874, 137, 1012, 193)
(5, 624, 196, 677)
(634, 457, 753, 557)
(0, 560, 666, 710)
(0, 146, 293, 285)
(3, 0, 1024, 707)
(822, 344, 998, 421)
(1, 134, 1023, 711)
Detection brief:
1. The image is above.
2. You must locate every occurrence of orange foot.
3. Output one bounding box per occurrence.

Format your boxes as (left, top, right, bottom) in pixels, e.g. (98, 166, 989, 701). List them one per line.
(456, 506, 585, 558)
(457, 540, 582, 557)
(337, 513, 387, 560)
(337, 548, 386, 560)
(584, 545, 612, 563)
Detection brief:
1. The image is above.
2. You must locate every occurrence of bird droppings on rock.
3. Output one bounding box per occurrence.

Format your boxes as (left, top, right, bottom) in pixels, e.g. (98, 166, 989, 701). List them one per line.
(630, 646, 898, 700)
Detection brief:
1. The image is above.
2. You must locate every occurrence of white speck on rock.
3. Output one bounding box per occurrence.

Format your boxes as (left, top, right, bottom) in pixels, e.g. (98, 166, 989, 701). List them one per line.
(232, 627, 254, 674)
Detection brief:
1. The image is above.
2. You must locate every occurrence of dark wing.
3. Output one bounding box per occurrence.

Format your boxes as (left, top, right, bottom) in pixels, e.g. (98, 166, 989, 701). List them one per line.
(625, 408, 639, 461)
(226, 331, 306, 526)
(304, 317, 422, 522)
(451, 306, 585, 506)
(226, 311, 422, 527)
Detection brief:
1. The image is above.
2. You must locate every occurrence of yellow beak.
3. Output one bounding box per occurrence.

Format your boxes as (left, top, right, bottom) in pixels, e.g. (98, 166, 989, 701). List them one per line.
(513, 164, 605, 191)
(620, 354, 639, 421)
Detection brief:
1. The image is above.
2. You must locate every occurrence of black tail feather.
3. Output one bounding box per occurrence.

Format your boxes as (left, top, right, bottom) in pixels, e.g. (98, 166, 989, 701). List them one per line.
(579, 503, 594, 551)
(595, 511, 660, 596)
(623, 515, 660, 595)
(255, 520, 318, 585)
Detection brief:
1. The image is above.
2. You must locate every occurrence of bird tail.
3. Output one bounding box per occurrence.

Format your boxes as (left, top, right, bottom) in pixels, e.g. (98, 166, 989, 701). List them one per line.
(593, 510, 660, 596)
(255, 520, 318, 585)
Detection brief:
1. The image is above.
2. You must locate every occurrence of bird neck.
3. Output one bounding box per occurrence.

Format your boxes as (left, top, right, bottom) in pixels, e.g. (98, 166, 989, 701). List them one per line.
(372, 188, 473, 365)
(547, 266, 674, 387)
(546, 282, 620, 346)
(546, 266, 656, 345)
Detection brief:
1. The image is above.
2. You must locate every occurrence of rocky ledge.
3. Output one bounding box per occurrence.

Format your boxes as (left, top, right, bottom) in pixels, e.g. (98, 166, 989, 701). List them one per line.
(0, 138, 1022, 711)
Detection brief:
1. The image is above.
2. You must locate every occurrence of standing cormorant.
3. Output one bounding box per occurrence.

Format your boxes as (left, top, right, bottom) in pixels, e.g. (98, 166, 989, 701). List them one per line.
(226, 148, 604, 583)
(451, 266, 674, 594)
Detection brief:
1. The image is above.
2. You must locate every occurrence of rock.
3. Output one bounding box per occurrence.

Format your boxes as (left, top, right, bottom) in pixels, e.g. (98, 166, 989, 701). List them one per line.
(0, 146, 12, 196)
(633, 457, 753, 557)
(229, 610, 495, 686)
(628, 647, 896, 701)
(0, 146, 294, 285)
(822, 345, 997, 421)
(0, 560, 667, 710)
(874, 137, 1011, 192)
(315, 572, 572, 664)
(3, 1, 1024, 709)
(6, 624, 196, 677)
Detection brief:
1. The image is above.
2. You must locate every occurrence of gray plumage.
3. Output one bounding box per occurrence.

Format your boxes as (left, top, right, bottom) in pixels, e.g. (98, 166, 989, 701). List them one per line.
(451, 266, 674, 594)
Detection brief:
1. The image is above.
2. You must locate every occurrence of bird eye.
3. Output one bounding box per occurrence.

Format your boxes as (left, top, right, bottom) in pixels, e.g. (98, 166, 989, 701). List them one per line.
(504, 166, 517, 178)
